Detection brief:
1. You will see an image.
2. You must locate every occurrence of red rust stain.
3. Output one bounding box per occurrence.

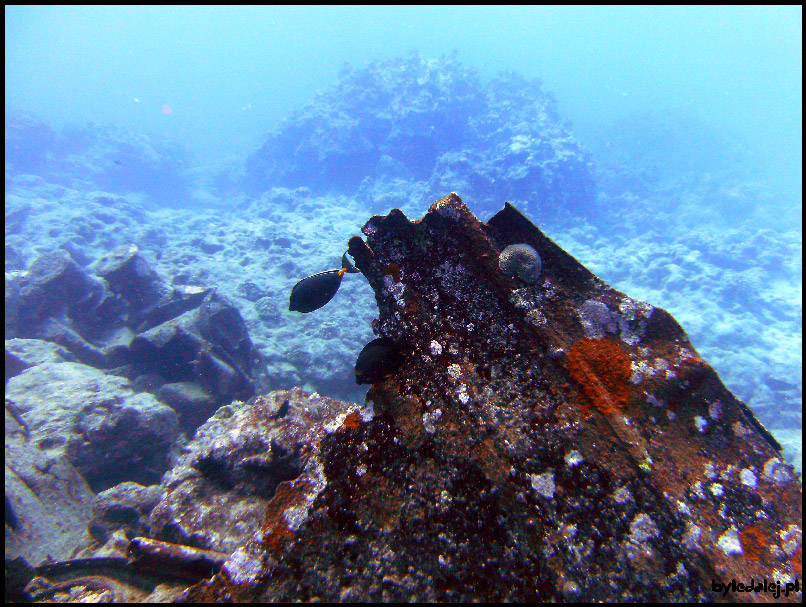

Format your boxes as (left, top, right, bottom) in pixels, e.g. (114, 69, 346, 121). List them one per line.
(792, 546, 802, 576)
(342, 410, 362, 430)
(738, 524, 767, 562)
(567, 337, 631, 415)
(403, 290, 421, 317)
(676, 355, 710, 392)
(383, 263, 401, 283)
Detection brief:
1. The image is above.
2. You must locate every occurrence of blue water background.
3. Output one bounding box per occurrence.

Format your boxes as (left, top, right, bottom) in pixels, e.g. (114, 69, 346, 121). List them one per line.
(5, 6, 802, 461)
(6, 6, 801, 191)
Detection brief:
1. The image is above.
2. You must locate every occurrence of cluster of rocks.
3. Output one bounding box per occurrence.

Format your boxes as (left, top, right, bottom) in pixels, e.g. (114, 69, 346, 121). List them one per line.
(6, 244, 256, 419)
(4, 172, 379, 406)
(244, 53, 595, 219)
(5, 243, 258, 566)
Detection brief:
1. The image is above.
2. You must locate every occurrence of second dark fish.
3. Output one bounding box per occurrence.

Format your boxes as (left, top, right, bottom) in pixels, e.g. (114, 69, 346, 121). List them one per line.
(355, 337, 402, 384)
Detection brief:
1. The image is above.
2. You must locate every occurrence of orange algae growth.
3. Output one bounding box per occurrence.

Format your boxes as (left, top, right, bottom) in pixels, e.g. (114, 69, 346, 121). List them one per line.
(264, 521, 295, 552)
(262, 481, 304, 551)
(738, 525, 767, 562)
(567, 337, 631, 415)
(342, 410, 362, 430)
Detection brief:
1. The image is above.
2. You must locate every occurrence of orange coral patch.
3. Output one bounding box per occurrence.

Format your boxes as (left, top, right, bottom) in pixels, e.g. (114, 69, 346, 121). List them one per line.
(342, 410, 362, 430)
(262, 480, 306, 552)
(567, 337, 631, 415)
(738, 524, 767, 562)
(264, 521, 295, 552)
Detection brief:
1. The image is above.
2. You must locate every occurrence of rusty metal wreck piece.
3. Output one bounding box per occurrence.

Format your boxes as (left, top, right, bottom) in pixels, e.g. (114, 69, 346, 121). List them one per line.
(192, 194, 801, 602)
(21, 538, 230, 602)
(125, 537, 230, 583)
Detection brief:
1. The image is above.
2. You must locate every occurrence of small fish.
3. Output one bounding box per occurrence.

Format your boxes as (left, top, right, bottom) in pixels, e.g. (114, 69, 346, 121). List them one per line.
(355, 337, 402, 384)
(289, 268, 346, 313)
(288, 251, 358, 313)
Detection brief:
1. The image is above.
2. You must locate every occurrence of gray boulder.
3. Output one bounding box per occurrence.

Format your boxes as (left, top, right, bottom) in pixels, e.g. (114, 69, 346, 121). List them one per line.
(88, 482, 164, 545)
(5, 400, 94, 565)
(5, 362, 179, 492)
(5, 338, 76, 383)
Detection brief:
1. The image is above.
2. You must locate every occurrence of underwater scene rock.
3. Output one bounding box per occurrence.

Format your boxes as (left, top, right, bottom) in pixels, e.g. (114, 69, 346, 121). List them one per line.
(245, 54, 595, 220)
(181, 194, 801, 602)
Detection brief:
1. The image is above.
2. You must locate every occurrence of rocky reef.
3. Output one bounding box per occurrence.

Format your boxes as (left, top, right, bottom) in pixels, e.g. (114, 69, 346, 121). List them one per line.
(6, 244, 256, 429)
(244, 54, 595, 219)
(5, 244, 259, 570)
(5, 113, 190, 206)
(172, 194, 800, 602)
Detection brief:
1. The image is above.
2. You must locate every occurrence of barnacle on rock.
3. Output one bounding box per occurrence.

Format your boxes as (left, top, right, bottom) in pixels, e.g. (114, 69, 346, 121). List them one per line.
(499, 243, 542, 284)
(578, 299, 616, 339)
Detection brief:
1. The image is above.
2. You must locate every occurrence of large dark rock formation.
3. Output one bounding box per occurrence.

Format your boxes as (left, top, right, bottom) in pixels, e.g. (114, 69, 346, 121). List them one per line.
(245, 55, 595, 219)
(184, 194, 802, 602)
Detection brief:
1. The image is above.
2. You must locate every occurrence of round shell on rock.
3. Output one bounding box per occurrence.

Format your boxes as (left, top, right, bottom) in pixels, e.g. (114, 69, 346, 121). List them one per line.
(499, 243, 542, 284)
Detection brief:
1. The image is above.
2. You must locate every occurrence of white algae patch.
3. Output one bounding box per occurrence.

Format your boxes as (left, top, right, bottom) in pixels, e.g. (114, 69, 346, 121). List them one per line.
(564, 450, 584, 467)
(578, 299, 616, 339)
(423, 408, 442, 433)
(530, 471, 556, 499)
(223, 546, 264, 586)
(717, 527, 743, 556)
(739, 468, 757, 488)
(629, 513, 660, 543)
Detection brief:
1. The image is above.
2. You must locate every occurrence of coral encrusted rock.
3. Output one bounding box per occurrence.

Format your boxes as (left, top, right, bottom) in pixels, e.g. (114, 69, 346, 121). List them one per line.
(244, 55, 595, 218)
(499, 242, 542, 284)
(187, 194, 801, 602)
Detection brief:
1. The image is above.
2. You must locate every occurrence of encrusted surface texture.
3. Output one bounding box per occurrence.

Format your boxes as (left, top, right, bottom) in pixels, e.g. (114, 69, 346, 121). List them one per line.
(189, 195, 801, 602)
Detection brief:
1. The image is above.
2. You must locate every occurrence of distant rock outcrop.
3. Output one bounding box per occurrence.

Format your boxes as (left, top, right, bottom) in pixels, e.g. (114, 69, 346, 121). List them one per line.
(182, 195, 800, 602)
(4, 112, 190, 205)
(245, 54, 596, 218)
